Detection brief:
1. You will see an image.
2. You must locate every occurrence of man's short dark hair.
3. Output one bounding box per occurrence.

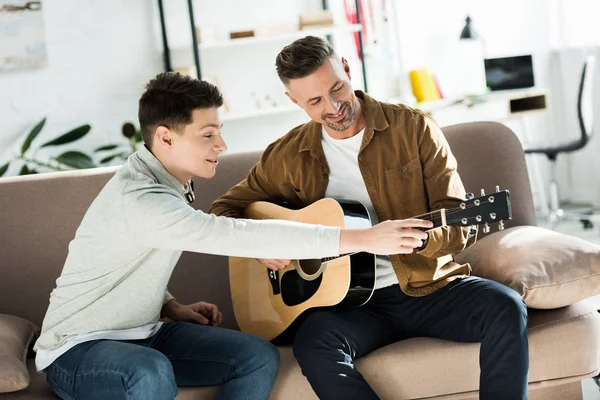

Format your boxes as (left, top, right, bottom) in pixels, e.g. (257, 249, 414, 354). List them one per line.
(275, 36, 335, 87)
(138, 72, 223, 147)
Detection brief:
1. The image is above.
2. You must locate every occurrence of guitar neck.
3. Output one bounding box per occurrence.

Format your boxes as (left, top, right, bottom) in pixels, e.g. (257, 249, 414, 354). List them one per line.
(321, 209, 447, 263)
(415, 209, 447, 230)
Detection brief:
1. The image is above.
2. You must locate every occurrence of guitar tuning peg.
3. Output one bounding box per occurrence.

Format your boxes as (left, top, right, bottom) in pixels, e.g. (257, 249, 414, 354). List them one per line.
(496, 185, 500, 192)
(466, 192, 474, 200)
(480, 189, 486, 196)
(499, 220, 505, 231)
(482, 222, 490, 234)
(469, 225, 477, 235)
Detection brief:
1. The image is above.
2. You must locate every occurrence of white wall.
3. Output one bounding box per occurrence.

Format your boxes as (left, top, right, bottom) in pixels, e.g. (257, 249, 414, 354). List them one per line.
(390, 0, 600, 209)
(0, 0, 163, 176)
(1, 0, 598, 210)
(0, 0, 365, 171)
(162, 0, 368, 154)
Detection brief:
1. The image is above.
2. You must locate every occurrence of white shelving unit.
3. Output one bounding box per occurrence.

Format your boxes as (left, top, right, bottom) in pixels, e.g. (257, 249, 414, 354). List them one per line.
(158, 1, 368, 122)
(220, 104, 303, 122)
(199, 24, 362, 50)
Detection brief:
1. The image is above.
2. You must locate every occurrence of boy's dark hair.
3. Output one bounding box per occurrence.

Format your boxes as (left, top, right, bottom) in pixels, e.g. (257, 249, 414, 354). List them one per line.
(275, 36, 335, 87)
(138, 72, 223, 147)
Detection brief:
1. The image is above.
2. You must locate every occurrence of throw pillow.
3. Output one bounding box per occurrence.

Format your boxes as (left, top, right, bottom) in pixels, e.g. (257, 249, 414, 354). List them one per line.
(0, 314, 40, 393)
(455, 225, 600, 309)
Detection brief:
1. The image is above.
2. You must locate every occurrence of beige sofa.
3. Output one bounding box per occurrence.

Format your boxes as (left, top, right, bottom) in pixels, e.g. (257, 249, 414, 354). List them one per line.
(1, 121, 599, 399)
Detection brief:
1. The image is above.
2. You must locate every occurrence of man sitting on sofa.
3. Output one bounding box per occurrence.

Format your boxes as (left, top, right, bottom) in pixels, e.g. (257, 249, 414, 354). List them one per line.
(33, 72, 433, 400)
(210, 36, 530, 400)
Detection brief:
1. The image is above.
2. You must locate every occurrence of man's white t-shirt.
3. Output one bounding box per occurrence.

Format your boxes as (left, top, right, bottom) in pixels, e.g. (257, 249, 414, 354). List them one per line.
(321, 127, 399, 289)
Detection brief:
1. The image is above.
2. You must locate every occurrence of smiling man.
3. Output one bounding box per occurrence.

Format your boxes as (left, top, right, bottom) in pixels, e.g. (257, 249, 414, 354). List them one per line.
(211, 36, 529, 400)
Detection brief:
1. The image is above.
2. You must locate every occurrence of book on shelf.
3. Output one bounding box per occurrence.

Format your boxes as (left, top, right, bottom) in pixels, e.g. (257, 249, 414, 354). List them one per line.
(409, 69, 443, 103)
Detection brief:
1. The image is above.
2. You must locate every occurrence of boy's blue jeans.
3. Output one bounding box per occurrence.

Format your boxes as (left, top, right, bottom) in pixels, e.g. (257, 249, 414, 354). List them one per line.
(45, 321, 279, 400)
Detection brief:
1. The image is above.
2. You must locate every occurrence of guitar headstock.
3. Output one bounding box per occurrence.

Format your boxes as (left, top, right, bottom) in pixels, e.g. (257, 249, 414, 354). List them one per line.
(446, 186, 512, 234)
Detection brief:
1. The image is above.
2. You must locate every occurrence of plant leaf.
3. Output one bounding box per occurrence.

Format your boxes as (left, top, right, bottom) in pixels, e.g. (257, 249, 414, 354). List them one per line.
(100, 152, 128, 164)
(0, 162, 9, 177)
(121, 122, 136, 139)
(19, 164, 32, 175)
(40, 124, 91, 147)
(21, 118, 46, 155)
(94, 144, 120, 153)
(134, 129, 143, 143)
(55, 151, 96, 169)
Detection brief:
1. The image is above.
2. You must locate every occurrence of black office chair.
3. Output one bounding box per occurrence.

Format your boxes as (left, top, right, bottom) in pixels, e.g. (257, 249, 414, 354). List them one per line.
(524, 55, 596, 228)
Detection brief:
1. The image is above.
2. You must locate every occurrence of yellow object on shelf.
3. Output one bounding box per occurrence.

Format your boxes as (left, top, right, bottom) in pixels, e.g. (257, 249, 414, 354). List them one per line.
(409, 69, 441, 102)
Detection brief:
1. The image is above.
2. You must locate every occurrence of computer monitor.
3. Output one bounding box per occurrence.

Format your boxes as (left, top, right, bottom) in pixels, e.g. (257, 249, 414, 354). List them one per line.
(484, 55, 535, 91)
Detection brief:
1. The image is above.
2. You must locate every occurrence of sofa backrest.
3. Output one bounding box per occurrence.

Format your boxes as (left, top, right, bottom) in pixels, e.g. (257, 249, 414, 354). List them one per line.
(443, 121, 537, 229)
(0, 121, 536, 331)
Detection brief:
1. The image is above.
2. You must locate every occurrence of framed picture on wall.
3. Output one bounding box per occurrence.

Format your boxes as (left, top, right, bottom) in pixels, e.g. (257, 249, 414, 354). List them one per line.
(0, 1, 47, 72)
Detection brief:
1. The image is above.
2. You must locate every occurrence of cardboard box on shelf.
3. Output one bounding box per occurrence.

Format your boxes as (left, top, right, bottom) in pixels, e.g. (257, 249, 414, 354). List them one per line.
(254, 25, 298, 37)
(195, 27, 217, 44)
(229, 30, 255, 39)
(173, 66, 196, 79)
(299, 10, 334, 30)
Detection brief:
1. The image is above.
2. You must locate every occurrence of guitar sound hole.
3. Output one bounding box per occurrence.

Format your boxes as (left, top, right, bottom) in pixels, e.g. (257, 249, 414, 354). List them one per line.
(297, 259, 323, 276)
(280, 269, 322, 306)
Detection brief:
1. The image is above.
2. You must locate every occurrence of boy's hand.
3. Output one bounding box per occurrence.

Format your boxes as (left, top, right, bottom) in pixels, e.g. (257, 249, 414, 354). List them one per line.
(340, 219, 433, 255)
(162, 300, 223, 327)
(256, 258, 291, 271)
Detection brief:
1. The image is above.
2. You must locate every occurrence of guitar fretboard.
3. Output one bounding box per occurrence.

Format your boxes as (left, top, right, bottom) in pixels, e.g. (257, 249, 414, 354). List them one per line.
(415, 209, 446, 229)
(319, 209, 446, 263)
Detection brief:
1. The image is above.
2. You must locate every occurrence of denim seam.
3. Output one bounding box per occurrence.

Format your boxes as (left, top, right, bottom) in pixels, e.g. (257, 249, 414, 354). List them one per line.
(75, 370, 134, 394)
(46, 374, 75, 400)
(169, 356, 239, 378)
(50, 362, 72, 378)
(75, 369, 128, 378)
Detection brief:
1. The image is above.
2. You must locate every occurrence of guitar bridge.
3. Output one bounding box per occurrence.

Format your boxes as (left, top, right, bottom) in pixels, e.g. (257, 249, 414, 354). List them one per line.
(267, 269, 281, 295)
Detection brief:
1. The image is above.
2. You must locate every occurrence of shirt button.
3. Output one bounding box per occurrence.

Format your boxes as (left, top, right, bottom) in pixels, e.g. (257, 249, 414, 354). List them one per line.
(402, 166, 409, 173)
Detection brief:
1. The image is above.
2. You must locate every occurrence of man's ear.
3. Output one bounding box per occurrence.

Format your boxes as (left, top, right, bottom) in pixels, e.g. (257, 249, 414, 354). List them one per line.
(285, 92, 299, 106)
(155, 126, 174, 150)
(341, 57, 351, 81)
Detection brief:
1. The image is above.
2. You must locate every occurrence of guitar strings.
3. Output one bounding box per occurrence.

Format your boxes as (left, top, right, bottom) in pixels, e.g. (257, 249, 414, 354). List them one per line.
(415, 198, 495, 220)
(320, 197, 504, 263)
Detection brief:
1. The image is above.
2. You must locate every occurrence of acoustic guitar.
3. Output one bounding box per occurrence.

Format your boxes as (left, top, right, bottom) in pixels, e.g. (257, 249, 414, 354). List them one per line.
(229, 188, 512, 341)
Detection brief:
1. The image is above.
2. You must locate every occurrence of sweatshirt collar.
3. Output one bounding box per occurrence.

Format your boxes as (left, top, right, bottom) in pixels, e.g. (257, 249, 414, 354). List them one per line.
(136, 145, 195, 203)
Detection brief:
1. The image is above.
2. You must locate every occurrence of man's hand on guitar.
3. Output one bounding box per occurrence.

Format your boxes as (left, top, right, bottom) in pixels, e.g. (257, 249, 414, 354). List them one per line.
(340, 219, 433, 255)
(256, 258, 292, 271)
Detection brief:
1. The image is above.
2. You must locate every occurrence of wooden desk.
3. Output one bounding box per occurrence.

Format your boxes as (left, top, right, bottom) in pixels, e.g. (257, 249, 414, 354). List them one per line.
(391, 88, 549, 128)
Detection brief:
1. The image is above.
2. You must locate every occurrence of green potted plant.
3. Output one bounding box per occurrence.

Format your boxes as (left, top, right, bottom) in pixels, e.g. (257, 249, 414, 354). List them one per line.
(93, 122, 143, 165)
(0, 120, 143, 178)
(0, 118, 94, 177)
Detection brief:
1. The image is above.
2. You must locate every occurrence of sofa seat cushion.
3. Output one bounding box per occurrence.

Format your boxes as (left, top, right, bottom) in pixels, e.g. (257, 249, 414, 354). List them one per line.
(13, 302, 599, 400)
(355, 300, 600, 399)
(271, 301, 600, 400)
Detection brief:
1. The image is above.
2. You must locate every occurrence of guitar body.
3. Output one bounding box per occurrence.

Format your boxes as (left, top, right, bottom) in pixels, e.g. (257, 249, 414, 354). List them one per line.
(229, 198, 376, 341)
(229, 189, 512, 341)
